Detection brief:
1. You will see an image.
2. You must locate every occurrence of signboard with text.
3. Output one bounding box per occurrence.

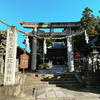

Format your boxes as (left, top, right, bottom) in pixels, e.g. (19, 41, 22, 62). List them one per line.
(74, 52, 83, 66)
(20, 53, 29, 68)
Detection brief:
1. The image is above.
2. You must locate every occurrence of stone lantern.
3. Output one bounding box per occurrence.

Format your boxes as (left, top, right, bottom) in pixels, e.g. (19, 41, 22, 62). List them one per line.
(0, 44, 5, 73)
(91, 43, 99, 55)
(90, 43, 99, 72)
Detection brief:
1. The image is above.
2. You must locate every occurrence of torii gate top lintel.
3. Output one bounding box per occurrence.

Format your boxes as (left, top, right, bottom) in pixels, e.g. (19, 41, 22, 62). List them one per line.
(20, 21, 81, 28)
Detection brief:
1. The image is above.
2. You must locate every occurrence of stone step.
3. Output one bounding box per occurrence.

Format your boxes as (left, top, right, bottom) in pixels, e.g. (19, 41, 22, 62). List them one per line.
(25, 74, 76, 79)
(25, 81, 80, 87)
(24, 73, 85, 88)
(25, 81, 79, 85)
(25, 76, 76, 79)
(25, 79, 77, 83)
(25, 78, 78, 81)
(26, 78, 77, 82)
(48, 81, 79, 84)
(25, 83, 84, 88)
(40, 78, 77, 81)
(25, 78, 81, 84)
(26, 73, 76, 76)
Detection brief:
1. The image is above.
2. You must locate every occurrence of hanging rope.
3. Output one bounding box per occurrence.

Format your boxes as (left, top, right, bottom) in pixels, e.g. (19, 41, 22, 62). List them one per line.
(0, 20, 10, 27)
(0, 20, 100, 40)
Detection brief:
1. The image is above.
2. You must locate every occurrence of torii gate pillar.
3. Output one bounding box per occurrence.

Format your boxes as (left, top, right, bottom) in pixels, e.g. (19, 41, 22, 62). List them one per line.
(66, 28, 74, 72)
(31, 27, 37, 70)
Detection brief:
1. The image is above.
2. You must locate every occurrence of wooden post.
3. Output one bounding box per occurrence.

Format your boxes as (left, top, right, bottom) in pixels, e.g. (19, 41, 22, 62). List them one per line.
(20, 53, 29, 93)
(22, 68, 25, 92)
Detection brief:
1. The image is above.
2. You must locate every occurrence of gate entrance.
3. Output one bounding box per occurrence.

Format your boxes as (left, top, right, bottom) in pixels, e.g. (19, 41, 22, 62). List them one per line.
(47, 42, 67, 65)
(20, 21, 81, 72)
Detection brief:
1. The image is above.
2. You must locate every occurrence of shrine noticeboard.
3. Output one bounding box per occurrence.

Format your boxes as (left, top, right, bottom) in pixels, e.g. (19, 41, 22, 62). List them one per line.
(20, 53, 29, 68)
(74, 52, 83, 66)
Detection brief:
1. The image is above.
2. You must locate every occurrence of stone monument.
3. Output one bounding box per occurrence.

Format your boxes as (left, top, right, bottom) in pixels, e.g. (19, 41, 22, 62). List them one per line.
(4, 26, 17, 86)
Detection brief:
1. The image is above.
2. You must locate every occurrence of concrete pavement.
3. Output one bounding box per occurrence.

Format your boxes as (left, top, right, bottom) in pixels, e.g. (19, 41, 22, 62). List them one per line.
(32, 87, 100, 100)
(0, 87, 100, 100)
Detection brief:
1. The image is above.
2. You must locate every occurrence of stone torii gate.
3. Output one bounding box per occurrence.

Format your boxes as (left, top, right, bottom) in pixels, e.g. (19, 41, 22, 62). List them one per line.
(20, 21, 81, 72)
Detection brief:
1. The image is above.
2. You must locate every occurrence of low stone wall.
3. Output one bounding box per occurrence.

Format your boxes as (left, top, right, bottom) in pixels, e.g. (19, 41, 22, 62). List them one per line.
(83, 72, 100, 88)
(0, 72, 22, 85)
(0, 72, 22, 97)
(0, 84, 21, 96)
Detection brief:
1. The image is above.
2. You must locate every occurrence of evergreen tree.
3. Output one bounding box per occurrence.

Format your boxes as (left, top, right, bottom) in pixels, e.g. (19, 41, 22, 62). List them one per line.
(74, 7, 99, 51)
(81, 7, 98, 38)
(95, 16, 100, 34)
(17, 46, 24, 58)
(0, 30, 7, 43)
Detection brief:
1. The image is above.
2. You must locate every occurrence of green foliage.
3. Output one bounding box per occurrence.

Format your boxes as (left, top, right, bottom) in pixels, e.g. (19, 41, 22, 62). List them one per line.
(39, 63, 48, 69)
(74, 7, 100, 51)
(95, 16, 100, 34)
(37, 53, 43, 66)
(81, 7, 98, 38)
(17, 46, 30, 58)
(0, 30, 7, 43)
(17, 46, 24, 58)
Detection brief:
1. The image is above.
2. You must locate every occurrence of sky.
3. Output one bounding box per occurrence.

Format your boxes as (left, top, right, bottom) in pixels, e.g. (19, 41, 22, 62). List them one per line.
(0, 0, 100, 51)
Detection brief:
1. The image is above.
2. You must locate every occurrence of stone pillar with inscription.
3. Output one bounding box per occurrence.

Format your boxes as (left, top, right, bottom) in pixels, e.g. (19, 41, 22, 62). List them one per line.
(31, 27, 37, 70)
(66, 28, 74, 71)
(4, 26, 17, 86)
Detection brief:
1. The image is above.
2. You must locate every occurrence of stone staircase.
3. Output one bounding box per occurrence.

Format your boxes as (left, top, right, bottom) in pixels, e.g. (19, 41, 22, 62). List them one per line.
(24, 72, 85, 89)
(38, 65, 80, 74)
(38, 65, 66, 74)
